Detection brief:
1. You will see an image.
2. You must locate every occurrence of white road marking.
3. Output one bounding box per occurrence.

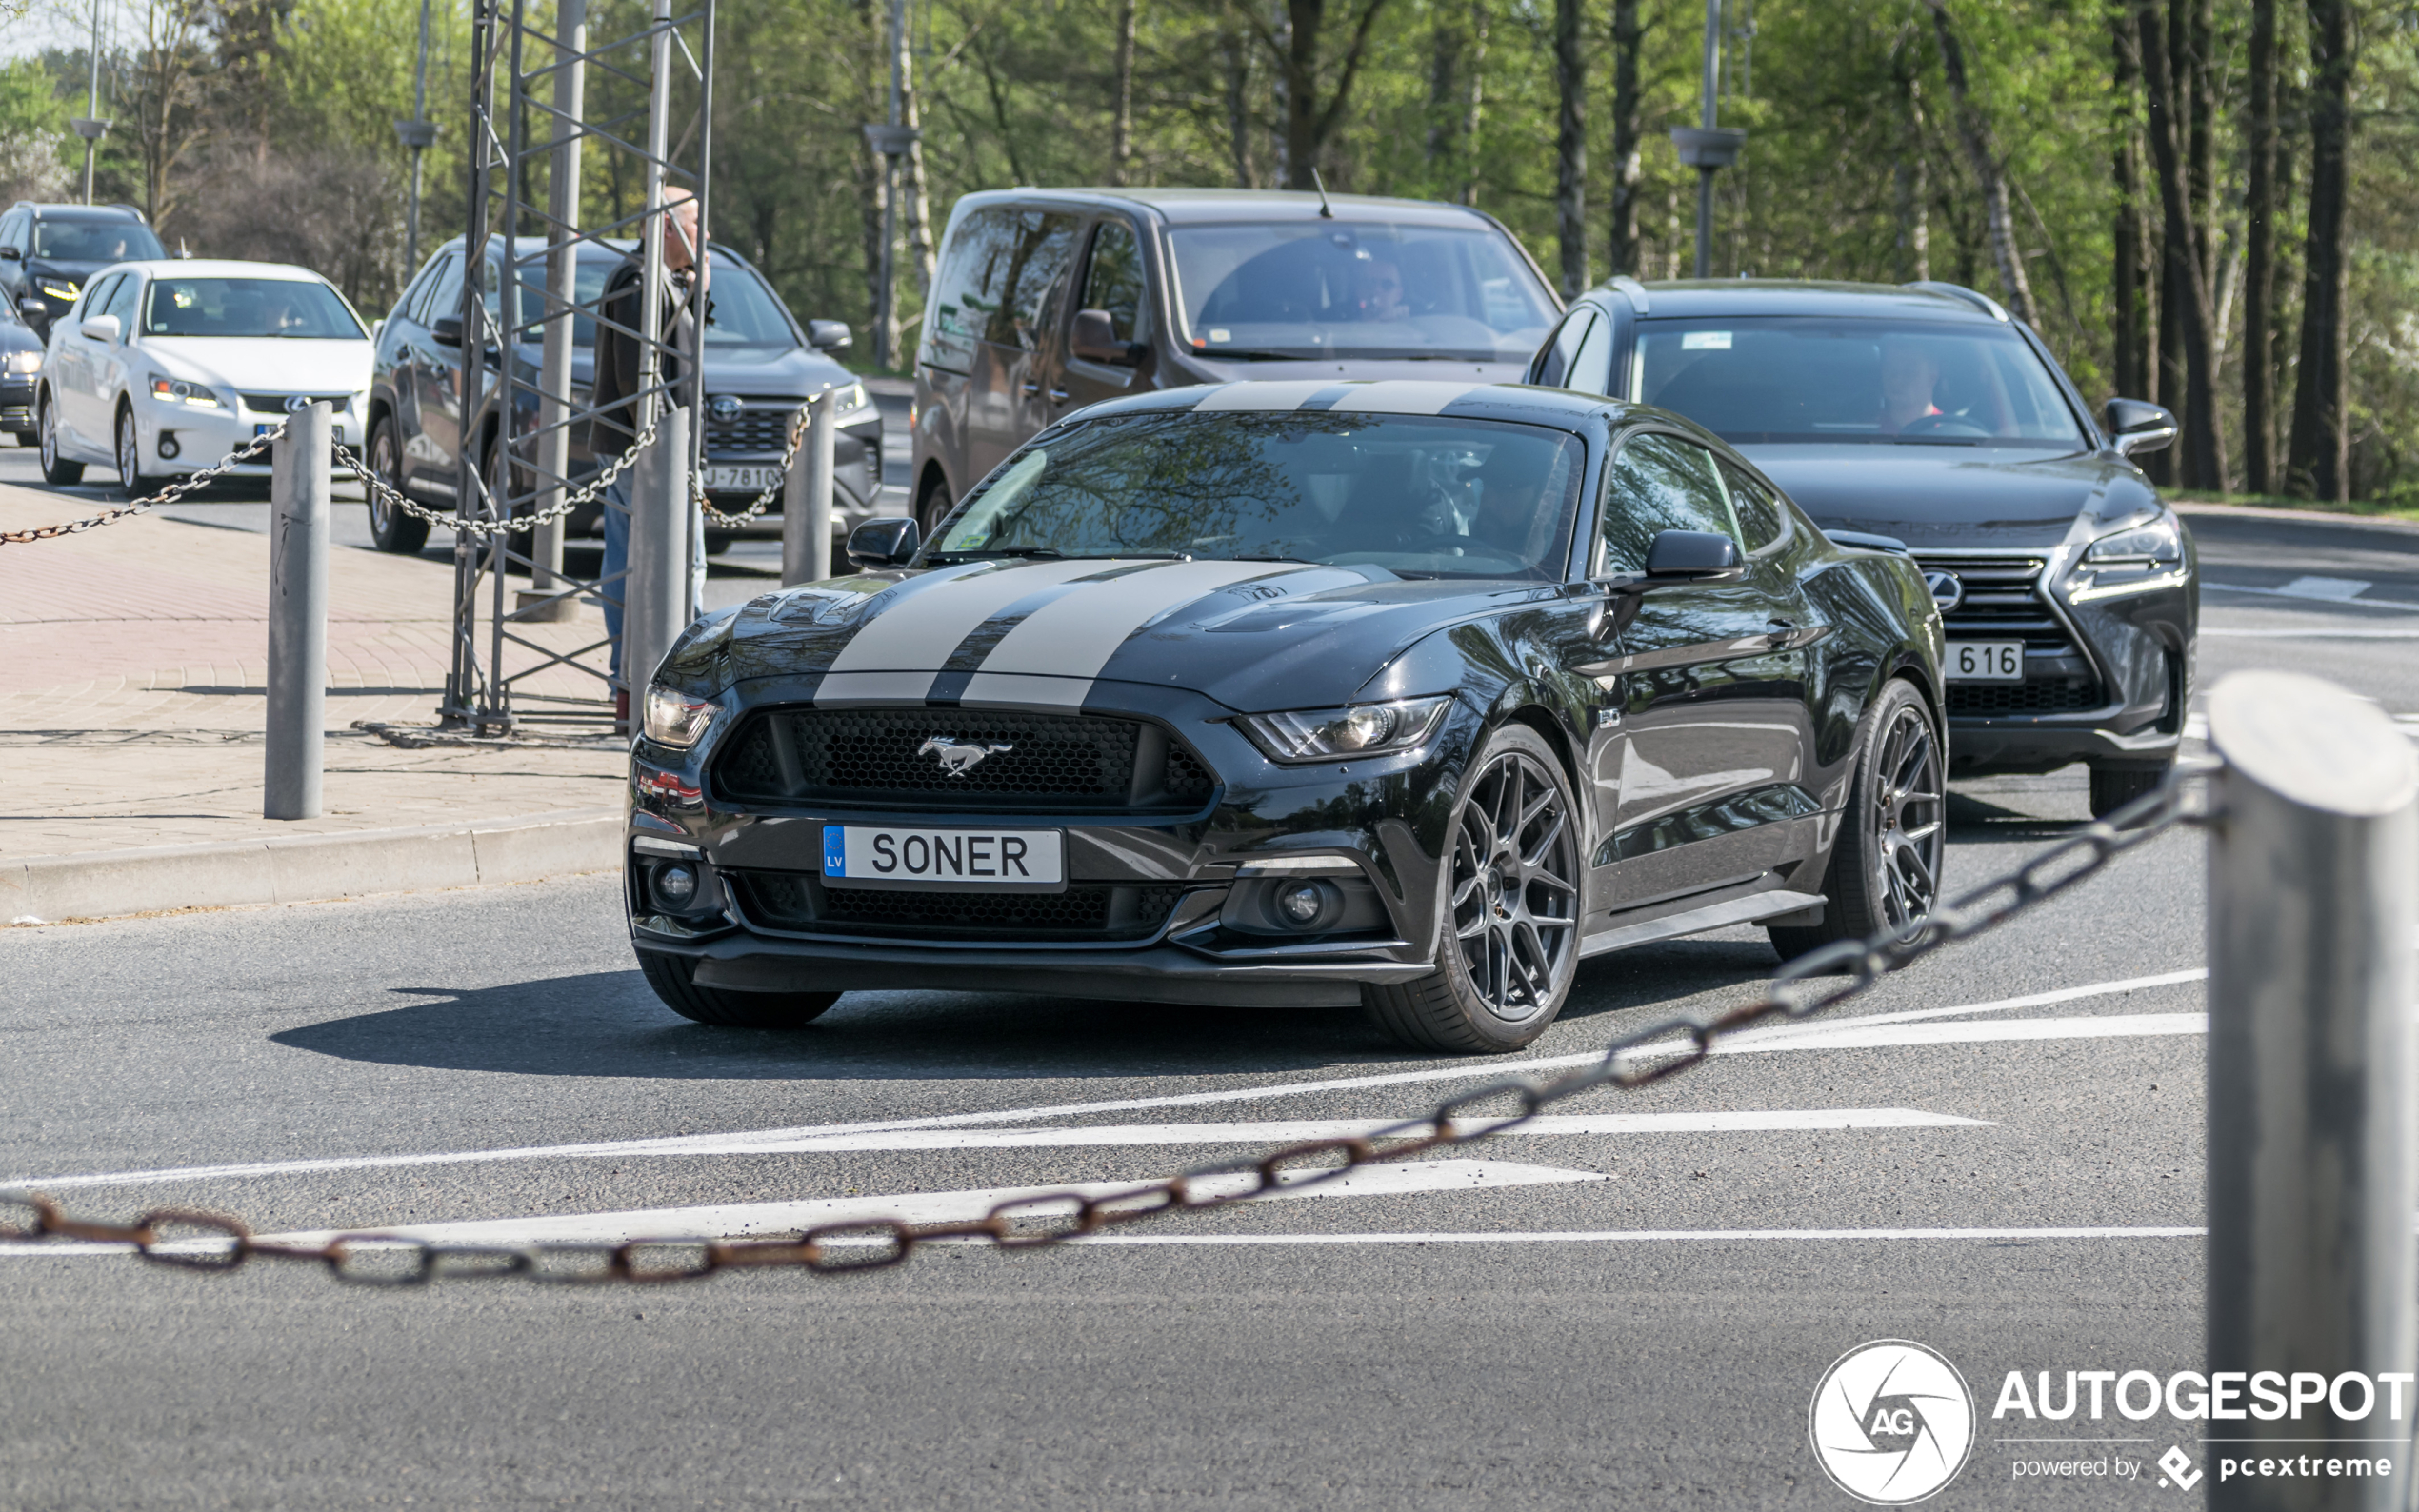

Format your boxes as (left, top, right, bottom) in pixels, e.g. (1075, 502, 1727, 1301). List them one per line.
(2202, 628, 2419, 639)
(1704, 1011, 2205, 1055)
(240, 1159, 1604, 1247)
(7, 972, 2205, 1192)
(2205, 579, 2419, 610)
(2278, 575, 2373, 600)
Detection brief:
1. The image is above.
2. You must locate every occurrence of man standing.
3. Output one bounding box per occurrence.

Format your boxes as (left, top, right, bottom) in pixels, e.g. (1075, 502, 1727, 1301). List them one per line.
(592, 189, 710, 726)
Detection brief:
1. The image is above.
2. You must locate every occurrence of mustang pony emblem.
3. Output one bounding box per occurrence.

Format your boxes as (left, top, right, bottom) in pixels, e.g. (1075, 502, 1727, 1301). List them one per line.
(917, 736, 1012, 775)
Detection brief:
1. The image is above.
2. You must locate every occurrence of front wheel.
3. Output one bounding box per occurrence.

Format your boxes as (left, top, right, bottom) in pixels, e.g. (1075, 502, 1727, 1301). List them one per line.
(914, 472, 953, 537)
(365, 418, 430, 553)
(114, 404, 158, 500)
(635, 949, 840, 1029)
(1363, 724, 1584, 1054)
(38, 391, 81, 485)
(1770, 679, 1946, 963)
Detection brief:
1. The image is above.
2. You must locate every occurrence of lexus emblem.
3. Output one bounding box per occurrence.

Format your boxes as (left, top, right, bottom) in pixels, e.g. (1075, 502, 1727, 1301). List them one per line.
(284, 394, 314, 414)
(918, 736, 1012, 776)
(1922, 569, 1964, 616)
(708, 394, 743, 423)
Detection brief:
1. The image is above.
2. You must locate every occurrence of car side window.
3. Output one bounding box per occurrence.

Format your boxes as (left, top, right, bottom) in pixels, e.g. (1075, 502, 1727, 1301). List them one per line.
(1566, 312, 1614, 396)
(1596, 431, 1743, 575)
(1077, 219, 1147, 346)
(102, 275, 140, 328)
(0, 209, 23, 255)
(922, 207, 1017, 372)
(1719, 459, 1789, 552)
(418, 253, 465, 328)
(1533, 309, 1593, 388)
(984, 211, 1081, 350)
(75, 273, 118, 322)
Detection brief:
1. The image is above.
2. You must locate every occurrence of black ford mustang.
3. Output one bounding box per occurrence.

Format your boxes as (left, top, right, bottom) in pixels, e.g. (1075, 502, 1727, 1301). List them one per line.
(624, 380, 1945, 1052)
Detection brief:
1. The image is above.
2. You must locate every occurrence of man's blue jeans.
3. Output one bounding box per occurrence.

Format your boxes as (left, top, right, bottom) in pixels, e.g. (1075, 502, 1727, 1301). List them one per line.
(600, 467, 707, 686)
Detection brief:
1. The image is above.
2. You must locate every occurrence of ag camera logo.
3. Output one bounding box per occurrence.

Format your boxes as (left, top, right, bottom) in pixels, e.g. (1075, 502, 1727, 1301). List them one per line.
(1809, 1340, 1976, 1504)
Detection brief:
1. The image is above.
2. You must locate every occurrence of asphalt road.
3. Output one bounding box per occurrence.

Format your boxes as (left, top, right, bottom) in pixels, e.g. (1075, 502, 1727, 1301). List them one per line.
(2, 508, 2412, 1509)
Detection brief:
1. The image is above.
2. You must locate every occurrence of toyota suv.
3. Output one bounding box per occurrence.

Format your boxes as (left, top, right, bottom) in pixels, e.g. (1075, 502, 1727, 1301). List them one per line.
(1529, 278, 2195, 819)
(364, 235, 882, 554)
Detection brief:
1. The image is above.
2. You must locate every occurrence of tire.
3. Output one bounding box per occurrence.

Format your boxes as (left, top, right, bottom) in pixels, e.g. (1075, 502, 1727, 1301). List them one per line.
(114, 403, 157, 500)
(635, 948, 840, 1029)
(2089, 760, 2172, 823)
(914, 472, 953, 537)
(1362, 724, 1584, 1054)
(38, 392, 81, 485)
(1770, 679, 1946, 963)
(365, 418, 430, 554)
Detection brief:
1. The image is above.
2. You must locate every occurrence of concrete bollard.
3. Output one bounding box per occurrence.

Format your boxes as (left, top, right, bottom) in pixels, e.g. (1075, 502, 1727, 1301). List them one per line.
(2206, 670, 2419, 1512)
(782, 390, 835, 587)
(623, 403, 690, 698)
(265, 402, 331, 820)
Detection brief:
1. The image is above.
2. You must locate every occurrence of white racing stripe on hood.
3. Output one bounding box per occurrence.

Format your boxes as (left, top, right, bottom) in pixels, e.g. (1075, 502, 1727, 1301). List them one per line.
(1190, 379, 1340, 412)
(961, 560, 1301, 706)
(1329, 379, 1484, 414)
(815, 558, 1117, 705)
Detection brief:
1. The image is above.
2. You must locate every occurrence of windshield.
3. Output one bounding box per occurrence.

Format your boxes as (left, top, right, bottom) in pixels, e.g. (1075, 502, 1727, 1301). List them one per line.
(499, 247, 793, 348)
(933, 409, 1585, 581)
(1637, 317, 2087, 448)
(1168, 222, 1556, 364)
(143, 277, 366, 339)
(33, 219, 163, 262)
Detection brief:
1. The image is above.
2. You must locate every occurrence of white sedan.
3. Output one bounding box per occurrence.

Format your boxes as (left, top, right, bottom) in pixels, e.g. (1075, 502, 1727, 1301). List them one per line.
(36, 258, 372, 495)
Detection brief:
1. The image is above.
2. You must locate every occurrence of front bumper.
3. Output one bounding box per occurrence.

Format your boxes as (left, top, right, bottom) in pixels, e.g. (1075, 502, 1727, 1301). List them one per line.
(139, 394, 363, 476)
(0, 372, 33, 433)
(623, 680, 1468, 1007)
(699, 414, 886, 538)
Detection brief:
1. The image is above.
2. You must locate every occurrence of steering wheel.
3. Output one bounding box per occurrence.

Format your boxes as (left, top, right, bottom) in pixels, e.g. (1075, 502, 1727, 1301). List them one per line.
(1388, 531, 1470, 555)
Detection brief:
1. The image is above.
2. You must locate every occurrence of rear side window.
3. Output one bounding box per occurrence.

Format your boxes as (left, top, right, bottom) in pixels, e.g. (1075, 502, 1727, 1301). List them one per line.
(1719, 460, 1789, 551)
(1077, 220, 1147, 347)
(922, 208, 1018, 372)
(1597, 431, 1743, 574)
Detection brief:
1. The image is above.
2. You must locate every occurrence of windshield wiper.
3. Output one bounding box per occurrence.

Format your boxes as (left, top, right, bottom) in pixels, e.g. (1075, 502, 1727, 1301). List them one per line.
(1194, 348, 1320, 362)
(1231, 553, 1318, 564)
(927, 547, 1196, 563)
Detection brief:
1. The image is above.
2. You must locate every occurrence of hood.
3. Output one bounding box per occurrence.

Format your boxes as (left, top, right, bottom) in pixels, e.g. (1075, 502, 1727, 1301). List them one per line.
(26, 258, 112, 288)
(144, 337, 371, 395)
(514, 338, 850, 398)
(1171, 353, 1529, 388)
(666, 555, 1543, 712)
(1739, 443, 2160, 549)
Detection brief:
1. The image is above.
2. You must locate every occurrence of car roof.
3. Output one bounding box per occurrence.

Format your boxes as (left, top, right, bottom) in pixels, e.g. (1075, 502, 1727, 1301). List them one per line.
(1588, 278, 2011, 325)
(14, 202, 146, 221)
(952, 187, 1505, 230)
(102, 259, 330, 281)
(1066, 377, 1641, 435)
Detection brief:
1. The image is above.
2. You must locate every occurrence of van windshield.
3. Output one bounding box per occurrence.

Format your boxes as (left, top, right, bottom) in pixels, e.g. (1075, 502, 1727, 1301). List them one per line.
(932, 409, 1585, 582)
(1166, 222, 1557, 364)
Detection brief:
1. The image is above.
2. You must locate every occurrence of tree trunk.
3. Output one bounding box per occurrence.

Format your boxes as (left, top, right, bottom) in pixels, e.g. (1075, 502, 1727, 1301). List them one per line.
(901, 20, 935, 298)
(2138, 0, 2230, 490)
(1277, 0, 1391, 190)
(2188, 0, 2216, 291)
(1552, 0, 1585, 298)
(1459, 0, 1487, 206)
(2111, 1, 2146, 403)
(1892, 30, 1929, 284)
(1224, 25, 1254, 188)
(1608, 0, 1641, 275)
(2287, 0, 2351, 502)
(1110, 0, 1140, 186)
(1925, 1, 2036, 327)
(2242, 0, 2278, 493)
(1426, 10, 1457, 169)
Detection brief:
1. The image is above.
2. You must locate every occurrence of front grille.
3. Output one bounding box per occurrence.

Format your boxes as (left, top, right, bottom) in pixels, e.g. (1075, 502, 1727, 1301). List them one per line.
(713, 706, 1217, 812)
(703, 395, 804, 454)
(1917, 550, 2102, 713)
(240, 392, 351, 413)
(1948, 681, 2099, 715)
(732, 871, 1185, 941)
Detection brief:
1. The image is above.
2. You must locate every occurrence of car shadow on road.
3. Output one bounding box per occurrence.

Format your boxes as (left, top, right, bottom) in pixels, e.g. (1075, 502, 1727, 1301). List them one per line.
(270, 969, 1395, 1082)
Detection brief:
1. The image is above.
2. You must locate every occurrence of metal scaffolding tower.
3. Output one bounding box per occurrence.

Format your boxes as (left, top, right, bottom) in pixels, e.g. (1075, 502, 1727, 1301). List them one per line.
(443, 0, 714, 733)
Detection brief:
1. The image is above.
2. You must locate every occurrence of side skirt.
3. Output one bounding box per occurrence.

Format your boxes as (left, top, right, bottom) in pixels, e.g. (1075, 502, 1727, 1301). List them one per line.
(1578, 888, 1826, 959)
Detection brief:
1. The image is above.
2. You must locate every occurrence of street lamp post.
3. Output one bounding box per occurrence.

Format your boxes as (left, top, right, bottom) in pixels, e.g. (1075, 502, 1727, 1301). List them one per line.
(394, 0, 437, 274)
(1668, 0, 1745, 279)
(73, 0, 108, 206)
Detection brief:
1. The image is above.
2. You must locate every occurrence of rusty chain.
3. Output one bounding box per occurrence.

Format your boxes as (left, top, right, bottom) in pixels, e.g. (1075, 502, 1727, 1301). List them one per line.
(0, 763, 2217, 1284)
(0, 422, 289, 546)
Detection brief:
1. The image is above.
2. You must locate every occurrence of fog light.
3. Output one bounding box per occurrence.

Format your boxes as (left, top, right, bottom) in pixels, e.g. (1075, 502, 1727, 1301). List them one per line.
(1276, 883, 1325, 925)
(156, 432, 179, 459)
(652, 863, 699, 909)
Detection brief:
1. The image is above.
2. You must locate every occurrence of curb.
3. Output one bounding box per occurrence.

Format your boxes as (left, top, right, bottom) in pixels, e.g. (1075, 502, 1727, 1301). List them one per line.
(2174, 500, 2419, 538)
(1, 808, 622, 924)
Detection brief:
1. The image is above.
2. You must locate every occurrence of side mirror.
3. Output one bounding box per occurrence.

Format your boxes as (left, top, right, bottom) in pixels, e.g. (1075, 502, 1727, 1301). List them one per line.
(18, 297, 45, 318)
(1642, 528, 1744, 582)
(846, 516, 921, 570)
(79, 313, 120, 345)
(370, 318, 386, 345)
(806, 318, 852, 353)
(2103, 397, 2177, 458)
(1070, 308, 1140, 367)
(0, 247, 20, 262)
(430, 315, 464, 348)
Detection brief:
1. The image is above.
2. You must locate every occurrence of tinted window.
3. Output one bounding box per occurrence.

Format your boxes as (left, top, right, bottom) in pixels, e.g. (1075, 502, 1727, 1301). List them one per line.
(406, 253, 458, 325)
(143, 278, 365, 338)
(1533, 310, 1592, 388)
(1638, 317, 2086, 447)
(421, 253, 466, 328)
(983, 211, 1080, 349)
(0, 210, 24, 253)
(75, 272, 119, 319)
(1079, 220, 1147, 346)
(1598, 431, 1741, 575)
(32, 218, 163, 262)
(1719, 459, 1788, 550)
(937, 410, 1586, 582)
(1169, 220, 1557, 362)
(921, 207, 1017, 371)
(698, 254, 795, 348)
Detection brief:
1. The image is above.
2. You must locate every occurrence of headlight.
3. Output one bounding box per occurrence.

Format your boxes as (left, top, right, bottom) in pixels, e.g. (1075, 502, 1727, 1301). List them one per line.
(2066, 514, 2186, 602)
(37, 282, 76, 302)
(2083, 515, 2183, 567)
(642, 685, 717, 746)
(831, 381, 869, 414)
(4, 349, 39, 374)
(148, 372, 224, 408)
(1236, 696, 1454, 763)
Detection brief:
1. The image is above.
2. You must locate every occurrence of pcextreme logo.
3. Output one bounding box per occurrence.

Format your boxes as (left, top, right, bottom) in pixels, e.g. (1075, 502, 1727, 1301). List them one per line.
(1809, 1340, 1978, 1504)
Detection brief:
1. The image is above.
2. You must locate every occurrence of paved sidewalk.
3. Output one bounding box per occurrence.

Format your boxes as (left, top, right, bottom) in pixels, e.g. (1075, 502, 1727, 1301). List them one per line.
(0, 475, 628, 919)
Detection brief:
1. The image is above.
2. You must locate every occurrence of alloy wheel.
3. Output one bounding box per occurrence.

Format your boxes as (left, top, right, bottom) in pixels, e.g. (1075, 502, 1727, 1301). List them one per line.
(1448, 748, 1580, 1022)
(115, 409, 139, 496)
(39, 397, 56, 472)
(1869, 704, 1945, 928)
(369, 428, 399, 533)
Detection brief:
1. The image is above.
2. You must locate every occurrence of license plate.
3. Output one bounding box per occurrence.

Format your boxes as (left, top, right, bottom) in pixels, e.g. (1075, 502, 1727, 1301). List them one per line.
(257, 423, 344, 443)
(1946, 641, 2025, 682)
(703, 464, 783, 492)
(821, 825, 1064, 890)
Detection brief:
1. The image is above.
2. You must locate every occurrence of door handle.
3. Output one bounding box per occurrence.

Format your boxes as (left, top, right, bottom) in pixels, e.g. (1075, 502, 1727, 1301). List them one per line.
(1048, 388, 1070, 404)
(1020, 381, 1041, 396)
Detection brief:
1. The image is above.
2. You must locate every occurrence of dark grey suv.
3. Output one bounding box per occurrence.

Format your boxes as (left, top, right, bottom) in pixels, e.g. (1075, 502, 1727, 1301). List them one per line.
(1529, 278, 2195, 819)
